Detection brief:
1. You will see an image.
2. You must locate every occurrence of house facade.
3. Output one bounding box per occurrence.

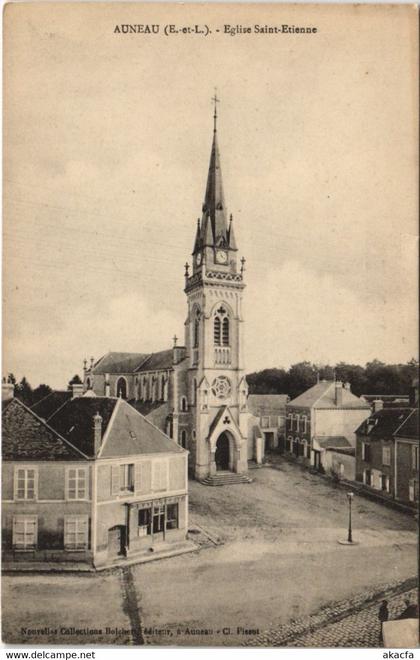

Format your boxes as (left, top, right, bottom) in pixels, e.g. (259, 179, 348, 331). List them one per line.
(247, 394, 289, 461)
(394, 409, 419, 506)
(2, 389, 188, 567)
(82, 106, 252, 484)
(356, 408, 418, 502)
(285, 380, 371, 475)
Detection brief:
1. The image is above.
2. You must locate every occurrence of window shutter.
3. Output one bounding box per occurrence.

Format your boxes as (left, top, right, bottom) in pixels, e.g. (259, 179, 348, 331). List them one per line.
(111, 465, 120, 495)
(134, 463, 142, 493)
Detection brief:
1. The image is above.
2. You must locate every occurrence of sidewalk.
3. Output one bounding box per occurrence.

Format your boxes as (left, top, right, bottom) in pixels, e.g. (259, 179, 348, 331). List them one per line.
(2, 538, 200, 574)
(244, 576, 418, 647)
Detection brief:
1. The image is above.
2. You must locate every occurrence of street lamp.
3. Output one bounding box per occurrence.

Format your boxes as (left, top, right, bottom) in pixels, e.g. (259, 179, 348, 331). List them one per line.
(347, 491, 353, 543)
(338, 490, 359, 545)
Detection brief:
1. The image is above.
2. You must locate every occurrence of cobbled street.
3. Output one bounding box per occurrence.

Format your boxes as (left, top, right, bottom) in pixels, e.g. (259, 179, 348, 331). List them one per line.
(2, 463, 417, 646)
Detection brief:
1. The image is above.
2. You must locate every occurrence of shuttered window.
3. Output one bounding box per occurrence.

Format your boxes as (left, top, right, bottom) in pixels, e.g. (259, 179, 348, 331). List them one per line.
(13, 516, 37, 549)
(64, 516, 89, 550)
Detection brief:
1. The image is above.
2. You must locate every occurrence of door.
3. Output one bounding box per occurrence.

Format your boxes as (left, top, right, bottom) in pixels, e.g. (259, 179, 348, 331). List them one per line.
(108, 525, 126, 557)
(314, 450, 321, 471)
(215, 433, 230, 471)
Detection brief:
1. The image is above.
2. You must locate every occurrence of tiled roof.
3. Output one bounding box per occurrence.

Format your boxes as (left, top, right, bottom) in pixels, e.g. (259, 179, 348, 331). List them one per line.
(2, 399, 85, 461)
(91, 350, 175, 375)
(31, 390, 72, 421)
(394, 409, 419, 439)
(247, 394, 289, 416)
(92, 352, 150, 375)
(288, 381, 370, 410)
(135, 349, 174, 372)
(355, 407, 414, 438)
(48, 397, 118, 457)
(99, 399, 184, 458)
(315, 436, 351, 449)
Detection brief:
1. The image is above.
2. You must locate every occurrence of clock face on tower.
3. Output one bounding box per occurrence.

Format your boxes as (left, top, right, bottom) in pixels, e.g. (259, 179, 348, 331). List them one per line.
(196, 252, 202, 266)
(216, 250, 228, 264)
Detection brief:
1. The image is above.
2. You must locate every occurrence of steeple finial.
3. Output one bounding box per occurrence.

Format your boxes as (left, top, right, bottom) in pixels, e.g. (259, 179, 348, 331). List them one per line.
(212, 88, 220, 133)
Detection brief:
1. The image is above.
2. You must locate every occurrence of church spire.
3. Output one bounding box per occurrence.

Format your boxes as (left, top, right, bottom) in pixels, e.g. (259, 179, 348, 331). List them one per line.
(194, 92, 236, 254)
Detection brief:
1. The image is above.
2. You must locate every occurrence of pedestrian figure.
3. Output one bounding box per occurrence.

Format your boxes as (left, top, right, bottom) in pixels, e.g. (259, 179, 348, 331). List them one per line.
(378, 600, 389, 645)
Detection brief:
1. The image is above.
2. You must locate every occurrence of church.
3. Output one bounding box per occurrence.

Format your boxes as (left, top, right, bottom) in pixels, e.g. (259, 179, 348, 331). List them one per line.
(83, 101, 257, 484)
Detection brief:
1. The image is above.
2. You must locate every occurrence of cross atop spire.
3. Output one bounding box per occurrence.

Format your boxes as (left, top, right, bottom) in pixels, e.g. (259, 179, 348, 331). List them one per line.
(212, 89, 220, 133)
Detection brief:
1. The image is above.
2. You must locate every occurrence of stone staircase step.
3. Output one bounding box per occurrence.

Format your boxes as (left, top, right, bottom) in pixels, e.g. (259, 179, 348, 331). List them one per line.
(199, 472, 253, 486)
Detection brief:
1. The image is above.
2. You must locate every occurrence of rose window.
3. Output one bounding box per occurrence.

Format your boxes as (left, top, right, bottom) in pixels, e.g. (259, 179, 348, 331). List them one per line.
(211, 376, 232, 399)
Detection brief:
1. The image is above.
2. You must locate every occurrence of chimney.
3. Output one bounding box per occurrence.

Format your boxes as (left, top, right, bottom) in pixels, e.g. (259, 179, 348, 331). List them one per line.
(2, 379, 14, 402)
(335, 380, 343, 406)
(172, 335, 186, 365)
(372, 399, 384, 413)
(71, 383, 84, 398)
(93, 412, 103, 454)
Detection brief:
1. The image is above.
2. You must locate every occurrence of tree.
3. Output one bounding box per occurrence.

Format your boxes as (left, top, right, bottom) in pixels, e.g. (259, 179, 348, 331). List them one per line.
(68, 374, 82, 390)
(286, 362, 318, 400)
(32, 384, 52, 405)
(15, 377, 33, 406)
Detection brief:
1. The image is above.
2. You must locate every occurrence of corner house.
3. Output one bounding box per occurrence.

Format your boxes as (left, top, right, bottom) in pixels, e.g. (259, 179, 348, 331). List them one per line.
(2, 387, 189, 568)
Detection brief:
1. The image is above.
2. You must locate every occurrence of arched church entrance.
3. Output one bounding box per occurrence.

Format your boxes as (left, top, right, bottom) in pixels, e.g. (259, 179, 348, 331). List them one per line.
(116, 377, 127, 399)
(215, 432, 230, 471)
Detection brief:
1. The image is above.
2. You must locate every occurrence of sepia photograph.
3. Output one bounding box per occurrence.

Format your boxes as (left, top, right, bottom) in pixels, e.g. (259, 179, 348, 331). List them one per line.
(2, 2, 419, 650)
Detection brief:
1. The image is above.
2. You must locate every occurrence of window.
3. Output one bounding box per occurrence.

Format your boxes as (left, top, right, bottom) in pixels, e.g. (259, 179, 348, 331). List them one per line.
(180, 396, 187, 412)
(64, 516, 89, 550)
(214, 306, 230, 347)
(363, 469, 371, 486)
(222, 317, 229, 346)
(382, 446, 391, 467)
(138, 508, 152, 537)
(14, 467, 37, 500)
(66, 468, 87, 500)
(179, 430, 187, 449)
(166, 503, 179, 530)
(362, 443, 371, 462)
(412, 445, 419, 471)
(194, 310, 200, 348)
(119, 464, 134, 492)
(153, 504, 165, 533)
(409, 479, 418, 502)
(287, 414, 293, 431)
(286, 436, 293, 452)
(153, 460, 168, 492)
(295, 414, 300, 430)
(302, 415, 308, 433)
(262, 416, 270, 428)
(214, 316, 221, 346)
(306, 442, 311, 459)
(381, 474, 390, 492)
(13, 516, 37, 549)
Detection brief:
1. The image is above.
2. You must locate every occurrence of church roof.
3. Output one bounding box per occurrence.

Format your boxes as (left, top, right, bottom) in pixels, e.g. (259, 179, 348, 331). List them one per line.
(92, 352, 150, 375)
(2, 398, 85, 461)
(92, 350, 175, 375)
(135, 349, 174, 372)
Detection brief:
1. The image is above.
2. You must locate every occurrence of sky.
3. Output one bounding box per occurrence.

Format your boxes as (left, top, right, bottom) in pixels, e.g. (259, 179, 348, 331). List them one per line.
(3, 3, 418, 389)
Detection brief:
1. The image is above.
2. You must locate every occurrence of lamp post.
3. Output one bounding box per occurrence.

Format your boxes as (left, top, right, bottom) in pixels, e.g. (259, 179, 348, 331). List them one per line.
(338, 490, 358, 545)
(347, 491, 353, 543)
